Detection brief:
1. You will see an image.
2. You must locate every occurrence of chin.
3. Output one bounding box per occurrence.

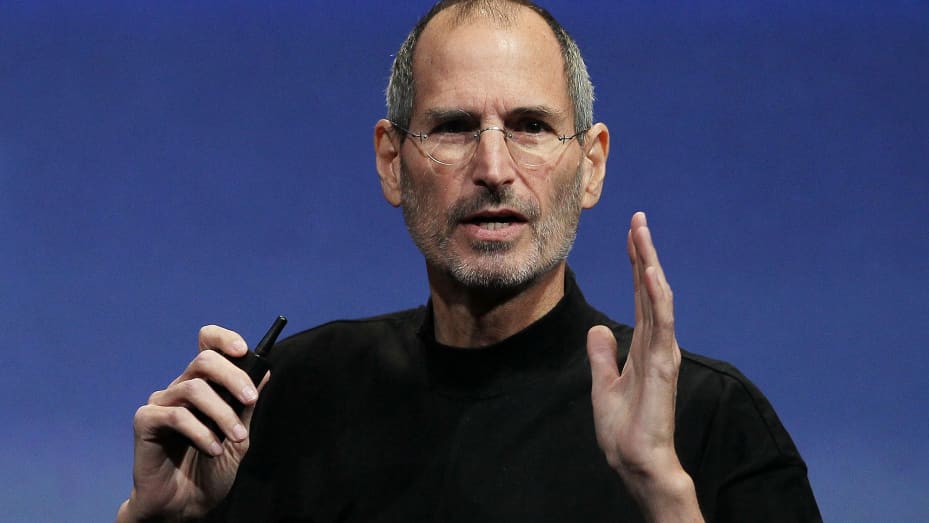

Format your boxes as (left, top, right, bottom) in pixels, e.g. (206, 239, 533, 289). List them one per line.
(444, 249, 561, 290)
(418, 224, 576, 291)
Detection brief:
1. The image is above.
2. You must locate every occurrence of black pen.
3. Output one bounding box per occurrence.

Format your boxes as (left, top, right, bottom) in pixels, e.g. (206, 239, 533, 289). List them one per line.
(231, 315, 287, 386)
(199, 315, 287, 443)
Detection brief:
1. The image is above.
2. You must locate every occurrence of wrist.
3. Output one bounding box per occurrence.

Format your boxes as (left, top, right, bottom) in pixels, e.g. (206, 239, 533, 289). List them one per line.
(116, 497, 180, 523)
(620, 465, 703, 523)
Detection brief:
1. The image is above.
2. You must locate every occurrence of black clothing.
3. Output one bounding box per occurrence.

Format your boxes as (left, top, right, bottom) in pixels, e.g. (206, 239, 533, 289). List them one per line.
(209, 273, 820, 522)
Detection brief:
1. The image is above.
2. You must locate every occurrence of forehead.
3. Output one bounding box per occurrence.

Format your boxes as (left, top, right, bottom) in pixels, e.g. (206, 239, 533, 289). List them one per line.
(410, 6, 571, 122)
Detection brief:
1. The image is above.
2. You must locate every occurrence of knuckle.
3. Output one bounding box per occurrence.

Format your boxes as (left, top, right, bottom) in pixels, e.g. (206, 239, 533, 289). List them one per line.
(189, 350, 218, 373)
(132, 408, 149, 433)
(179, 377, 207, 397)
(147, 389, 165, 405)
(133, 404, 153, 426)
(165, 407, 184, 426)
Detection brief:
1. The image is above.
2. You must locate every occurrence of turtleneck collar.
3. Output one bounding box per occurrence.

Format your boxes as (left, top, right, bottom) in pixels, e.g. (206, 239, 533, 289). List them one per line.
(416, 268, 599, 399)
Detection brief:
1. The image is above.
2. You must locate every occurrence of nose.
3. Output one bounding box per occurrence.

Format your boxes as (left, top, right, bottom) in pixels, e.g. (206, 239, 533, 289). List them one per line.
(468, 127, 517, 189)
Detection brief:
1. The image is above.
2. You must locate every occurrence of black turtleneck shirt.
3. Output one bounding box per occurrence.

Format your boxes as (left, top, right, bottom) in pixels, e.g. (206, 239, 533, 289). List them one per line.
(207, 273, 821, 522)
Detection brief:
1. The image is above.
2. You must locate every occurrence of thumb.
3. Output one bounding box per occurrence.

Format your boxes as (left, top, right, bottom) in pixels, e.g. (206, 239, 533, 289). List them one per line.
(587, 325, 619, 390)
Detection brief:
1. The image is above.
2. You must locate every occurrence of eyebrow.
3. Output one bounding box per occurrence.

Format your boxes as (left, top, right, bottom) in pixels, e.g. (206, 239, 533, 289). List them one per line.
(422, 108, 477, 124)
(509, 105, 566, 121)
(421, 105, 567, 124)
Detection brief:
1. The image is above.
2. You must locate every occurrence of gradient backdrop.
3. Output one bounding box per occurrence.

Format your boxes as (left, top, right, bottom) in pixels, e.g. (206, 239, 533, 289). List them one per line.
(2, 1, 926, 521)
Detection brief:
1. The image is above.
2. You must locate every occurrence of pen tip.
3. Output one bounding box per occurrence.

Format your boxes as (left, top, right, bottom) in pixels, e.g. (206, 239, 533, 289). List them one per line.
(256, 315, 288, 357)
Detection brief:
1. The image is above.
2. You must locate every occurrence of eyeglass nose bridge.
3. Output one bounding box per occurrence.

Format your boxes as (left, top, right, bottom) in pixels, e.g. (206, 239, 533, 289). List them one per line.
(474, 126, 511, 140)
(470, 126, 516, 160)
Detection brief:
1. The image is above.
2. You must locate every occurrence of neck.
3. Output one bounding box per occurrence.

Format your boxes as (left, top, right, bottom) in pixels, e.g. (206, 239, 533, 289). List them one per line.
(426, 262, 567, 348)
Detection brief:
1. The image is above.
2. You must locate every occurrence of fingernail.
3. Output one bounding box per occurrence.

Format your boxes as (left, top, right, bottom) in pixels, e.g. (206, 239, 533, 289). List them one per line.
(232, 424, 248, 441)
(209, 441, 223, 456)
(241, 386, 258, 402)
(231, 339, 247, 352)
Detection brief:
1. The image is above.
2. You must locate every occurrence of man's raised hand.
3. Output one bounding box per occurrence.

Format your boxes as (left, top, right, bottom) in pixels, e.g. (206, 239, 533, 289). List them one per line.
(587, 212, 703, 522)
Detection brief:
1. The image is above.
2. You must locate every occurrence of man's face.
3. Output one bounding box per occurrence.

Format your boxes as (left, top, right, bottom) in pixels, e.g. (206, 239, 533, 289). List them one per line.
(396, 8, 592, 289)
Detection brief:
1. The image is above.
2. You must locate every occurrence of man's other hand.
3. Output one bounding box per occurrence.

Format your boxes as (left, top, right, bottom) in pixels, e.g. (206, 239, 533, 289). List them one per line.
(116, 325, 267, 522)
(587, 212, 704, 522)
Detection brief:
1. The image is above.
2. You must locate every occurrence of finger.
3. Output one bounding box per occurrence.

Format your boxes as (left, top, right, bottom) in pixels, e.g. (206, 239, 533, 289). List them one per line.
(631, 213, 680, 361)
(198, 324, 249, 357)
(627, 226, 645, 328)
(633, 220, 677, 362)
(239, 371, 271, 429)
(632, 214, 673, 334)
(149, 377, 250, 443)
(169, 349, 259, 407)
(644, 265, 676, 351)
(630, 213, 654, 328)
(631, 213, 668, 287)
(587, 325, 620, 393)
(133, 403, 225, 457)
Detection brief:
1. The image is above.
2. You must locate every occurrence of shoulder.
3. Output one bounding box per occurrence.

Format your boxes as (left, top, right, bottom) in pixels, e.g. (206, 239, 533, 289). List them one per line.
(267, 306, 426, 374)
(676, 349, 803, 460)
(277, 307, 425, 349)
(674, 352, 819, 518)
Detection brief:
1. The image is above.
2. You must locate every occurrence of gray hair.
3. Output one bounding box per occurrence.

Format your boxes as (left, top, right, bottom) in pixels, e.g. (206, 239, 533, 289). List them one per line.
(385, 0, 594, 140)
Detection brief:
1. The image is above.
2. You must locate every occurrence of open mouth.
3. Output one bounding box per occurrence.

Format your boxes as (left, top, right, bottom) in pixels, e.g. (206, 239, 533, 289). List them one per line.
(462, 209, 528, 230)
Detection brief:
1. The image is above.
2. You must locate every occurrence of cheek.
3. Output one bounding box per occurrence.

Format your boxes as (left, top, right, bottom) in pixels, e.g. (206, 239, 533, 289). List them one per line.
(400, 172, 456, 223)
(527, 166, 573, 208)
(410, 175, 457, 209)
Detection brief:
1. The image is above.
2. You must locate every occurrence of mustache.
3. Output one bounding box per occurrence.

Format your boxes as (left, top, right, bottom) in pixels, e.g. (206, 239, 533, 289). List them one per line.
(446, 187, 541, 226)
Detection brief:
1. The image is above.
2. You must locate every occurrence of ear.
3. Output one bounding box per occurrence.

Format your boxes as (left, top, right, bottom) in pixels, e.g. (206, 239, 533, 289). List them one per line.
(374, 119, 402, 207)
(579, 122, 609, 209)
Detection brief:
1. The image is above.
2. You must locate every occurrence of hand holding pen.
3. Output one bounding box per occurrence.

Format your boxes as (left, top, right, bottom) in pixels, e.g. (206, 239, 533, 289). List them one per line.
(117, 317, 286, 523)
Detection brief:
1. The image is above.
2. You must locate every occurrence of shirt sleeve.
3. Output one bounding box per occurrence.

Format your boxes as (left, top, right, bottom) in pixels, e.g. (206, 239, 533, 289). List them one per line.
(675, 356, 823, 522)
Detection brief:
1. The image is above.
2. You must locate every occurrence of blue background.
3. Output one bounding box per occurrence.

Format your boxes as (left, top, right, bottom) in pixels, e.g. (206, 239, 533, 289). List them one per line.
(1, 1, 926, 521)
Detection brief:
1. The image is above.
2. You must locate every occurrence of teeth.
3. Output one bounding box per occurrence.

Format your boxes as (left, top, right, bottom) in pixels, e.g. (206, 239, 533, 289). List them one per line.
(478, 221, 511, 230)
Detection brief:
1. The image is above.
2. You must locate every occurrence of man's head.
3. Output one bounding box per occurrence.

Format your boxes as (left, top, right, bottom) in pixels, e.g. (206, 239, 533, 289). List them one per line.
(374, 0, 609, 290)
(386, 0, 595, 141)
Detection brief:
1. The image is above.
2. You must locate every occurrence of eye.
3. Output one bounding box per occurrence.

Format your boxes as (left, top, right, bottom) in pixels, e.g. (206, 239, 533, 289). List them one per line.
(431, 118, 475, 134)
(511, 119, 553, 135)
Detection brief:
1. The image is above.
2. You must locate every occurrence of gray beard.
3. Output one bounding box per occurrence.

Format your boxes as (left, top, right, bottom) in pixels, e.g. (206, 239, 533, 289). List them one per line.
(399, 164, 584, 290)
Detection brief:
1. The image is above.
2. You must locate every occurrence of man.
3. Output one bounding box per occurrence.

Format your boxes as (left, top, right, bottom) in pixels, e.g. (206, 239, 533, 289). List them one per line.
(117, 1, 821, 521)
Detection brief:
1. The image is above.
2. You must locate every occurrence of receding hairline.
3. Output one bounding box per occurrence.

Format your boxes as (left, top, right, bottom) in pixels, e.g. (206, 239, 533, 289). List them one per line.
(444, 0, 521, 27)
(419, 1, 546, 42)
(413, 2, 569, 84)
